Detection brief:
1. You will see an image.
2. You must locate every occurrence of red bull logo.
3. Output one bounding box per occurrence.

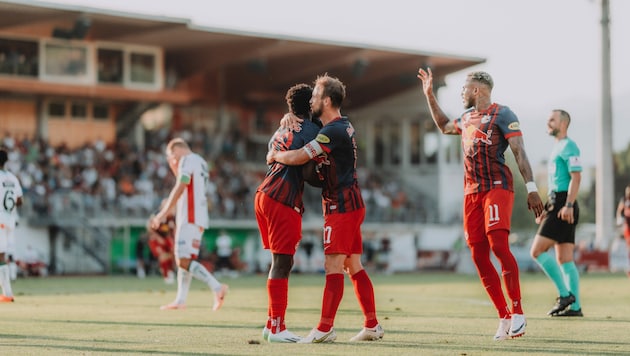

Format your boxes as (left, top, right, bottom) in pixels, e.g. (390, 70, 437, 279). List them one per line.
(463, 125, 493, 146)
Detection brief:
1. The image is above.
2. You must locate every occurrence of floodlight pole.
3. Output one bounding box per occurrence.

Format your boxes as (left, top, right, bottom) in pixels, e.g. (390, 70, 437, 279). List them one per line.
(595, 0, 614, 249)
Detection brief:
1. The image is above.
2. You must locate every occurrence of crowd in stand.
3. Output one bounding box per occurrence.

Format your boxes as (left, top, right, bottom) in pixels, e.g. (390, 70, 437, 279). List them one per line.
(3, 130, 431, 223)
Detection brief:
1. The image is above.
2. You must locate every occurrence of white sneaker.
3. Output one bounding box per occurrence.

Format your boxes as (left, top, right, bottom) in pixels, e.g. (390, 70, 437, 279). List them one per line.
(297, 328, 337, 343)
(262, 326, 270, 341)
(349, 324, 384, 341)
(212, 284, 228, 311)
(509, 314, 526, 338)
(268, 329, 302, 343)
(493, 318, 510, 341)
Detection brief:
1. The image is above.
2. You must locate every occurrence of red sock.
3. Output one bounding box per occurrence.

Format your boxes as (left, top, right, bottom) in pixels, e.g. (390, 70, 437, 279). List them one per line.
(488, 230, 523, 315)
(351, 269, 378, 328)
(317, 273, 344, 332)
(268, 278, 288, 333)
(470, 240, 510, 319)
(265, 286, 272, 330)
(159, 259, 172, 278)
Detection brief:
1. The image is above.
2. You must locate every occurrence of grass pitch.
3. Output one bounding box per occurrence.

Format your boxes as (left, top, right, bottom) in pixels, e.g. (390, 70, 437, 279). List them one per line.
(0, 272, 629, 355)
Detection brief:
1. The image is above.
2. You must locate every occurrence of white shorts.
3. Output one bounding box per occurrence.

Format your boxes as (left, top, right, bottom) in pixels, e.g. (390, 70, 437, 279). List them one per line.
(174, 222, 204, 259)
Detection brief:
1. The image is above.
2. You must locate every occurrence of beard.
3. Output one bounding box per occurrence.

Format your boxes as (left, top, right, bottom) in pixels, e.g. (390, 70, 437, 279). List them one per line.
(462, 97, 473, 109)
(312, 105, 323, 118)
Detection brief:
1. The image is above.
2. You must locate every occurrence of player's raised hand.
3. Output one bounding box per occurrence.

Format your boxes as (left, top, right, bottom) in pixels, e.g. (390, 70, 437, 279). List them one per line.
(417, 67, 434, 97)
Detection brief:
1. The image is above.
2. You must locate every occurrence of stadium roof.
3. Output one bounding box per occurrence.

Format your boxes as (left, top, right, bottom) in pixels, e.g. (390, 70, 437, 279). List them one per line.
(0, 0, 485, 109)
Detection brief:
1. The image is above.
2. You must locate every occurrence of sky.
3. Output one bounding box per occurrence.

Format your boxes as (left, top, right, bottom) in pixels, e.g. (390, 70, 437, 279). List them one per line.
(41, 0, 630, 169)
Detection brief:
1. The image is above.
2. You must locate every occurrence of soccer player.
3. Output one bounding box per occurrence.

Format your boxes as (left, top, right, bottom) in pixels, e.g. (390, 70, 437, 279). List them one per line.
(617, 184, 630, 277)
(530, 109, 583, 317)
(255, 83, 321, 343)
(7, 198, 20, 281)
(151, 138, 228, 311)
(0, 148, 22, 302)
(146, 209, 176, 284)
(417, 68, 544, 340)
(268, 74, 384, 343)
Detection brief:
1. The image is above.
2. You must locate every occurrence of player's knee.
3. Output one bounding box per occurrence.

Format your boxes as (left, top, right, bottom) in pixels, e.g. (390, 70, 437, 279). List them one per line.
(178, 258, 191, 270)
(324, 256, 345, 274)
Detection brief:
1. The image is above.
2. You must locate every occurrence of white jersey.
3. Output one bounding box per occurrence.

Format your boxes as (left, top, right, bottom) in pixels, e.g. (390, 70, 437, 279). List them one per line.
(0, 169, 22, 227)
(176, 152, 209, 228)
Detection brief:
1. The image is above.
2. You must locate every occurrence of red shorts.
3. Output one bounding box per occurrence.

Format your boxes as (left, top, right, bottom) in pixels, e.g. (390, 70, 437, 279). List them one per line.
(255, 191, 302, 255)
(149, 236, 173, 257)
(323, 208, 365, 256)
(463, 189, 513, 245)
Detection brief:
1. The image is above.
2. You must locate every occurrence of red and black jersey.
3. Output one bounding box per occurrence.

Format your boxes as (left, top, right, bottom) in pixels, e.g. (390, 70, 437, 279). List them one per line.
(257, 119, 320, 213)
(304, 116, 365, 215)
(454, 103, 522, 195)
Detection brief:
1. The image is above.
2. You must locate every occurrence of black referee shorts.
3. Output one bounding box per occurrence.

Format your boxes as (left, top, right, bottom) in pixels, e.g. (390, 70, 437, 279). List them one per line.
(536, 191, 579, 244)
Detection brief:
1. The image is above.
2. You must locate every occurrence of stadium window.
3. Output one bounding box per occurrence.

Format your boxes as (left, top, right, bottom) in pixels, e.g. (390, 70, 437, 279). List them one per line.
(410, 122, 421, 165)
(93, 103, 110, 120)
(389, 122, 401, 165)
(42, 41, 90, 83)
(97, 48, 123, 84)
(130, 52, 155, 84)
(0, 38, 38, 77)
(47, 101, 66, 118)
(71, 102, 87, 120)
(374, 123, 384, 166)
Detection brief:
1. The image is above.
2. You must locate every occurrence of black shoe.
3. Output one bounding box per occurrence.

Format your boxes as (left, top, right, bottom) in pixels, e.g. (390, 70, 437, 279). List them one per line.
(553, 308, 583, 317)
(548, 293, 576, 316)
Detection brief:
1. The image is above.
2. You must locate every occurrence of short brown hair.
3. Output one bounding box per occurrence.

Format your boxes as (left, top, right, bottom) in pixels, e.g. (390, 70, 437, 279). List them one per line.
(314, 74, 346, 108)
(553, 109, 571, 126)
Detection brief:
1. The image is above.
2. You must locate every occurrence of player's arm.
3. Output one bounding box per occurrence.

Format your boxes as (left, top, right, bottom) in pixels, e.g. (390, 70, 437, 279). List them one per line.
(558, 171, 581, 224)
(267, 133, 327, 166)
(267, 146, 311, 166)
(417, 67, 458, 135)
(151, 177, 188, 229)
(507, 135, 544, 217)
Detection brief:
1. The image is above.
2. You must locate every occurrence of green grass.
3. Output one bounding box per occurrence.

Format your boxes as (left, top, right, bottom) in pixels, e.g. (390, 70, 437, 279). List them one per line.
(1, 272, 629, 355)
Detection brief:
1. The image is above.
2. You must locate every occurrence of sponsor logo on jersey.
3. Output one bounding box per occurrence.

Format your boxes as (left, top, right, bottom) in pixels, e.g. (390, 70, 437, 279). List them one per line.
(508, 121, 520, 130)
(481, 115, 491, 124)
(316, 134, 330, 143)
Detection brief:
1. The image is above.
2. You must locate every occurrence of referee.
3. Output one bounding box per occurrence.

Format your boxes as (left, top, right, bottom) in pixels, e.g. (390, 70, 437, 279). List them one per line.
(530, 109, 583, 317)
